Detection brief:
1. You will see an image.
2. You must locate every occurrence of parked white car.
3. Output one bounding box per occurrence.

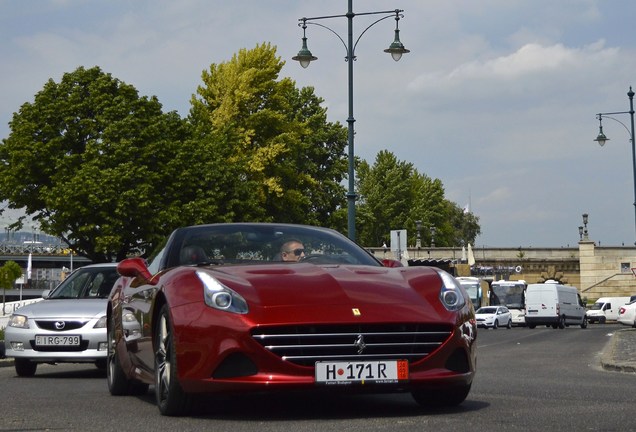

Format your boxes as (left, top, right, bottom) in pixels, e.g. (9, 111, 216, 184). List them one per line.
(617, 300, 636, 328)
(475, 306, 512, 329)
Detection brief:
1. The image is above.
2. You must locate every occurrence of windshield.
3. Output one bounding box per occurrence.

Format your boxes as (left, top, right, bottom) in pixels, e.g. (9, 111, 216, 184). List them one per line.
(153, 223, 382, 271)
(476, 307, 497, 314)
(590, 303, 603, 310)
(490, 283, 525, 309)
(48, 266, 119, 299)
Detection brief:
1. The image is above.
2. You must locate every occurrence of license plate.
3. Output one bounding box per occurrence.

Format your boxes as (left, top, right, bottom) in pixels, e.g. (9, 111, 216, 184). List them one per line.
(35, 335, 81, 346)
(315, 360, 409, 385)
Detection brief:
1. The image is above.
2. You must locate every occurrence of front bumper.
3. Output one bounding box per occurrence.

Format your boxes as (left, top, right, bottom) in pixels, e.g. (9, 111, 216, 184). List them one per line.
(4, 327, 107, 363)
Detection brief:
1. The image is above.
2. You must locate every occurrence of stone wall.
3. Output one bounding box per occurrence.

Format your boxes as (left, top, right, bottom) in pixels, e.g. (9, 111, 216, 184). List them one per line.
(579, 240, 636, 299)
(369, 240, 636, 302)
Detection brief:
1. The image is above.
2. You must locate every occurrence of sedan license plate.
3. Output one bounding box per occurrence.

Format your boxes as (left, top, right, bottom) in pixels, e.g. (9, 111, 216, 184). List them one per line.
(35, 335, 81, 346)
(315, 360, 408, 385)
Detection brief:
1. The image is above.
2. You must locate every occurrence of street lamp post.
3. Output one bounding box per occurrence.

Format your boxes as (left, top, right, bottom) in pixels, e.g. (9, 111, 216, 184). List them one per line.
(292, 0, 409, 241)
(594, 87, 636, 244)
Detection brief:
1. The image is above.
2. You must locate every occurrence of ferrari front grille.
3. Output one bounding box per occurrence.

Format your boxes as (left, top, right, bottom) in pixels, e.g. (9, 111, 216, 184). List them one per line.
(251, 323, 453, 367)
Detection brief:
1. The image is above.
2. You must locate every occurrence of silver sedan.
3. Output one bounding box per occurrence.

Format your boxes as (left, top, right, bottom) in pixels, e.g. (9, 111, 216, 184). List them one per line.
(4, 263, 119, 376)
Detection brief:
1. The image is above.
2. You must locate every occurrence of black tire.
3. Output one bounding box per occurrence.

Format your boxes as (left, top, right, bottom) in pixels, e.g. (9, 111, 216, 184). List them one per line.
(14, 358, 37, 377)
(95, 359, 107, 370)
(493, 320, 498, 329)
(558, 316, 565, 329)
(107, 314, 149, 396)
(580, 316, 588, 329)
(507, 319, 512, 329)
(527, 323, 536, 329)
(600, 316, 606, 324)
(412, 384, 471, 408)
(155, 304, 193, 416)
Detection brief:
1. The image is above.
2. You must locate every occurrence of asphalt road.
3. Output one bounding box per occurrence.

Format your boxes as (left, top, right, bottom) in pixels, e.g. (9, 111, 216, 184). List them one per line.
(0, 324, 634, 432)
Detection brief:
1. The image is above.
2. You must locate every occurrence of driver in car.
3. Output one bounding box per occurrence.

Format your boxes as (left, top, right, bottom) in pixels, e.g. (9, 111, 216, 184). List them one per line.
(281, 240, 306, 262)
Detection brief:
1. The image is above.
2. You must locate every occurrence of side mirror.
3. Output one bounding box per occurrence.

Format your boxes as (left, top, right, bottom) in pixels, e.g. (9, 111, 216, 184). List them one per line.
(117, 257, 155, 285)
(41, 289, 50, 299)
(381, 259, 403, 268)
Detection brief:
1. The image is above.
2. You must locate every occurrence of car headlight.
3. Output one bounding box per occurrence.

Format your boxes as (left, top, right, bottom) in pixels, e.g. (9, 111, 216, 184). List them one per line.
(94, 316, 107, 329)
(436, 270, 466, 311)
(197, 270, 248, 314)
(8, 314, 29, 329)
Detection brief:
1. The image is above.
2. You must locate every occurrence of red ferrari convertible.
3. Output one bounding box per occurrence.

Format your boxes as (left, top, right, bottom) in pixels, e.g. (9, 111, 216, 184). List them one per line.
(107, 223, 477, 416)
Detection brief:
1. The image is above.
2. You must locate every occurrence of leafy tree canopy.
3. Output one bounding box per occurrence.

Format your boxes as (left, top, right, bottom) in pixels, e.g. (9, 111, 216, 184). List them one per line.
(189, 43, 348, 226)
(0, 66, 191, 262)
(356, 150, 480, 247)
(0, 261, 23, 290)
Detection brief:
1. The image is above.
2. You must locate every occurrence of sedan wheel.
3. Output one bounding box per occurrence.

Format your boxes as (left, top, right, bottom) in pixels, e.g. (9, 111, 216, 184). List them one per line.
(14, 358, 37, 377)
(155, 304, 193, 416)
(507, 319, 512, 329)
(493, 320, 498, 329)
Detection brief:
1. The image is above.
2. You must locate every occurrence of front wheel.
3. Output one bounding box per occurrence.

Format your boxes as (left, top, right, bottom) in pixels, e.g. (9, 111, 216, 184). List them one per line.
(493, 320, 498, 329)
(14, 358, 37, 377)
(155, 304, 193, 416)
(580, 316, 588, 329)
(507, 319, 512, 329)
(412, 384, 471, 408)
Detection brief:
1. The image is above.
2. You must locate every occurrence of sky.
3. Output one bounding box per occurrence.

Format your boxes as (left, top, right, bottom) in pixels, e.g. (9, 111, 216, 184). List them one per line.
(2, 0, 636, 248)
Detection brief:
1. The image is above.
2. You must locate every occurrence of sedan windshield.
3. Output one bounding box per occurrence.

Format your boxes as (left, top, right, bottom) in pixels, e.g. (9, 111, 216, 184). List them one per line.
(48, 266, 119, 299)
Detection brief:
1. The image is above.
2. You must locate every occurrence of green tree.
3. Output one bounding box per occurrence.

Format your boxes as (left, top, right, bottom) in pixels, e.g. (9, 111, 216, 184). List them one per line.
(0, 66, 191, 262)
(0, 261, 23, 314)
(189, 43, 348, 226)
(356, 150, 480, 247)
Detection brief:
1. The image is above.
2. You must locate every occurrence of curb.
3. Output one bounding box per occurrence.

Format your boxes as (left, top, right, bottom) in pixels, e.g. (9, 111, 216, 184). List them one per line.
(600, 329, 636, 373)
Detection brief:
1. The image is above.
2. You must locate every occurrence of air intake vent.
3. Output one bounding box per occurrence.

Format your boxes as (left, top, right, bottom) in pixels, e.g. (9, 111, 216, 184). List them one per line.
(252, 323, 453, 367)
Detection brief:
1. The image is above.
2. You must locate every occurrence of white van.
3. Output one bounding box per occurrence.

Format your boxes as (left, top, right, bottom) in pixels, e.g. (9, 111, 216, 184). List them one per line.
(525, 281, 587, 329)
(586, 297, 631, 323)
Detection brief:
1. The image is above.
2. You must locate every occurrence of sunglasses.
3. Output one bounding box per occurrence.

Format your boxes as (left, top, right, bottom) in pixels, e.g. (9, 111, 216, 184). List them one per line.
(285, 248, 305, 256)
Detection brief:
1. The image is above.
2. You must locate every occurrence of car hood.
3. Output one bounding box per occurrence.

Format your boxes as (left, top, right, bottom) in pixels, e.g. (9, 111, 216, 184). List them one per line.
(197, 263, 456, 323)
(474, 313, 495, 318)
(12, 298, 108, 319)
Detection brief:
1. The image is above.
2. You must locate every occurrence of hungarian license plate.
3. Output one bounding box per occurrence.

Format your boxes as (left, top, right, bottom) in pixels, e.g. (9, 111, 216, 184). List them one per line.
(35, 335, 81, 346)
(315, 360, 409, 385)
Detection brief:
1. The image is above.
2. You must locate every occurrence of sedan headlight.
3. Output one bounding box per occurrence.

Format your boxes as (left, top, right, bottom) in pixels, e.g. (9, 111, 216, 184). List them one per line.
(436, 270, 466, 311)
(196, 271, 248, 314)
(8, 314, 29, 329)
(94, 316, 107, 329)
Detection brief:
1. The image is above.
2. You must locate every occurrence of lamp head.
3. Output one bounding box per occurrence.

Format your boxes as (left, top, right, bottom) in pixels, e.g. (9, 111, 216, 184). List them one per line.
(384, 29, 409, 61)
(594, 115, 608, 147)
(594, 128, 608, 147)
(384, 11, 409, 61)
(292, 38, 317, 68)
